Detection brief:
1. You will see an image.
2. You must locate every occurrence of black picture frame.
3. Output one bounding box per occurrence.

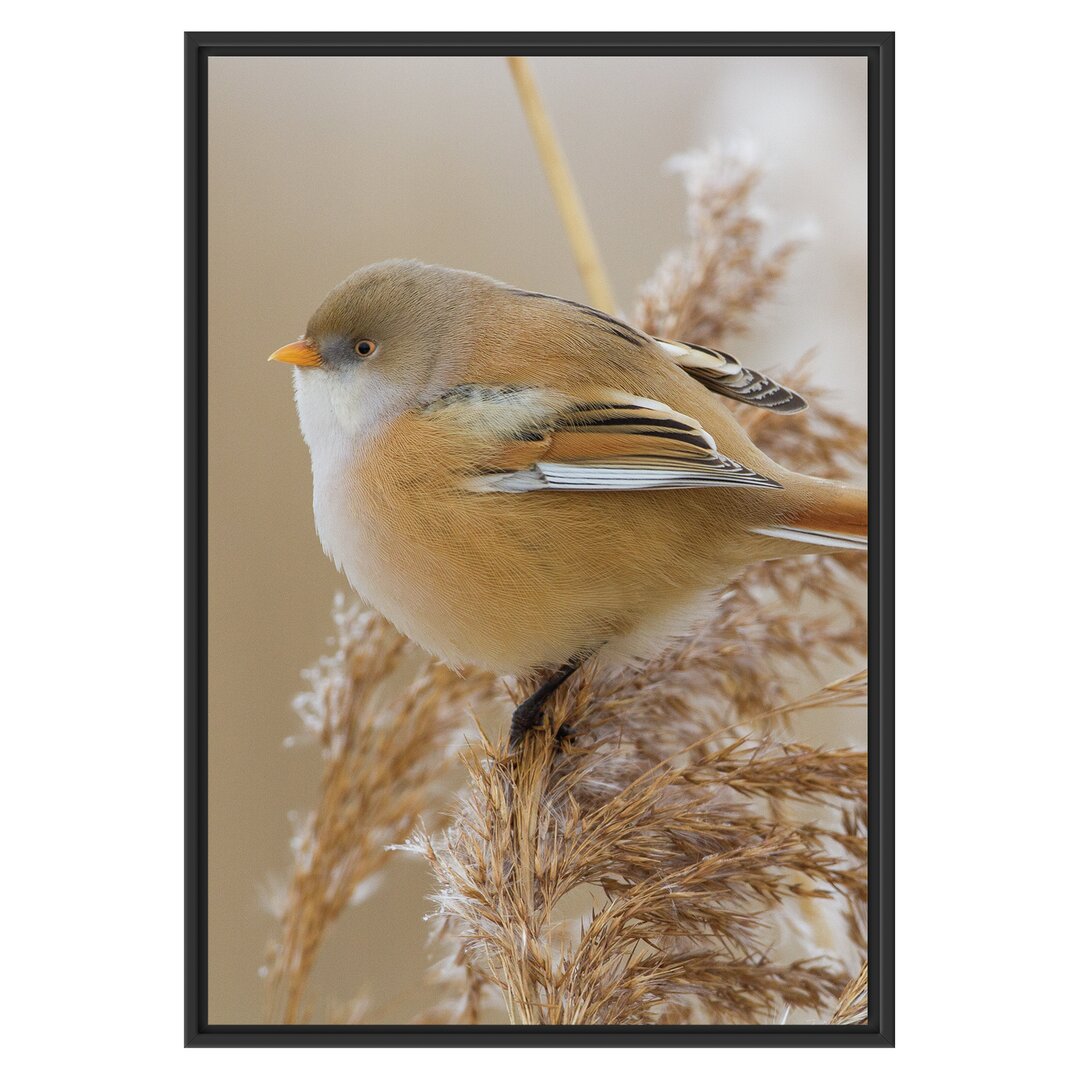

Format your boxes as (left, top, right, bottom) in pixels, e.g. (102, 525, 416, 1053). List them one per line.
(185, 31, 894, 1048)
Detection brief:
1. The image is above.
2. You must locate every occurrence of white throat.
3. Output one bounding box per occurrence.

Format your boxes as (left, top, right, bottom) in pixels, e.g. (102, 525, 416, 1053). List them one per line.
(292, 366, 404, 579)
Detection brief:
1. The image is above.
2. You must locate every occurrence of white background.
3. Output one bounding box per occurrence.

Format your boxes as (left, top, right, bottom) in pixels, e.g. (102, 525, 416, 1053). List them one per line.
(3, 2, 1076, 1075)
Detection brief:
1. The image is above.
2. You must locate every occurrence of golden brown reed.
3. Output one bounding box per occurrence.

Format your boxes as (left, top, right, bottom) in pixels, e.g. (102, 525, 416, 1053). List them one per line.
(411, 669, 866, 1025)
(507, 57, 617, 315)
(635, 143, 802, 346)
(264, 600, 498, 1023)
(268, 144, 868, 1024)
(831, 961, 869, 1025)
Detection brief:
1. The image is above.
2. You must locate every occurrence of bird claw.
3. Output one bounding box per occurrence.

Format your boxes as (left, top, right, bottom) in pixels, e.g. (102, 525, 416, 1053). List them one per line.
(508, 702, 575, 750)
(508, 702, 541, 749)
(507, 658, 586, 751)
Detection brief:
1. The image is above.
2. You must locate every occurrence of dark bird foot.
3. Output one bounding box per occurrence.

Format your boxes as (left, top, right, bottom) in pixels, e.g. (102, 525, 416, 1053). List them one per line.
(508, 659, 584, 750)
(508, 706, 576, 749)
(508, 698, 545, 748)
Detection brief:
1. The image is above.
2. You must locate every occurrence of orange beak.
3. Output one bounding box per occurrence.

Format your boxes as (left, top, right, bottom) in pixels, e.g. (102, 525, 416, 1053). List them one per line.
(268, 339, 322, 367)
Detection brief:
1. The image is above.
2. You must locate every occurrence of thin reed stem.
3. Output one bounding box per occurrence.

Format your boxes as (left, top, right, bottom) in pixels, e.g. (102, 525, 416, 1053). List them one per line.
(507, 56, 617, 314)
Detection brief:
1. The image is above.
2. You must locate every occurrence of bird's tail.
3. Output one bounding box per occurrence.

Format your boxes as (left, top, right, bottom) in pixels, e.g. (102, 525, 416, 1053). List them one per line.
(752, 481, 868, 553)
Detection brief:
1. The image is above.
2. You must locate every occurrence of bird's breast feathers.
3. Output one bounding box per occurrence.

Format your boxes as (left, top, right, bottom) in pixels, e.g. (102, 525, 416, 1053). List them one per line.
(304, 380, 790, 674)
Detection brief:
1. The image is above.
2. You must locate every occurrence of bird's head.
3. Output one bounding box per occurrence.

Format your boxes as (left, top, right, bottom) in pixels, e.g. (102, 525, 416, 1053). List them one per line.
(270, 259, 479, 441)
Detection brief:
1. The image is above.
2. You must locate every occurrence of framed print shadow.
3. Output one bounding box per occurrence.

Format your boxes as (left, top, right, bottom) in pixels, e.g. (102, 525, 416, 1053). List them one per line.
(185, 31, 894, 1047)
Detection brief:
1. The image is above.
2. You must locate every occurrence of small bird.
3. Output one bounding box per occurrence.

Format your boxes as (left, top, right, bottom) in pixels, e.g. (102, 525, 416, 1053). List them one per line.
(271, 260, 867, 742)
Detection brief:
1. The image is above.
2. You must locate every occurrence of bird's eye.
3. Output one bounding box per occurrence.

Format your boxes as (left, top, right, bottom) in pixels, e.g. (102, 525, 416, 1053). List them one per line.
(354, 339, 377, 358)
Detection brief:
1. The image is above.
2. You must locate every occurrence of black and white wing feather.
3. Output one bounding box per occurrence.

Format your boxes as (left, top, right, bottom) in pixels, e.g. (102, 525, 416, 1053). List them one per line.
(655, 339, 808, 414)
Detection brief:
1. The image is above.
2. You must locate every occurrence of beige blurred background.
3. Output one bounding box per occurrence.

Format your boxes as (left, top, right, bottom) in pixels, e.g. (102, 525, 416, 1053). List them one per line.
(207, 54, 867, 1024)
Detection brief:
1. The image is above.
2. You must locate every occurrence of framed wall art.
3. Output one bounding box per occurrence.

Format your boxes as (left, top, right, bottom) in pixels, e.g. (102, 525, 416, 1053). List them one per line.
(186, 31, 894, 1047)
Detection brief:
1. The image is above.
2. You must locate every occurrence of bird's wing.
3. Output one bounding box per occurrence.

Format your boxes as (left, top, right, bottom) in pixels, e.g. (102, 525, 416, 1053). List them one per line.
(653, 338, 808, 414)
(501, 289, 804, 413)
(422, 384, 781, 493)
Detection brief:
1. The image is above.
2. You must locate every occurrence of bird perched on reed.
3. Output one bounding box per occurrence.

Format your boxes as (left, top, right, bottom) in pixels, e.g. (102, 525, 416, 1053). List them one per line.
(271, 260, 867, 743)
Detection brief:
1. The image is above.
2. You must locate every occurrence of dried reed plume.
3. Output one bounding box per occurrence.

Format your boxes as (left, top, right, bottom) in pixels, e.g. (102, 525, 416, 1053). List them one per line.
(410, 670, 866, 1024)
(269, 143, 868, 1025)
(263, 599, 498, 1022)
(635, 142, 802, 345)
(831, 961, 869, 1025)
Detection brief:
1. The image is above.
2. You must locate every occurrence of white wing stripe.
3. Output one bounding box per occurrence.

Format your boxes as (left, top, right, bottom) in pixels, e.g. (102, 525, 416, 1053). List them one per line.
(752, 526, 867, 550)
(484, 459, 783, 492)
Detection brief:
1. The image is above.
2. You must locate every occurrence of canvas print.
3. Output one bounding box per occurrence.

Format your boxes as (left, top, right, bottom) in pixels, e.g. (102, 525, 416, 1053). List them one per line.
(199, 45, 882, 1036)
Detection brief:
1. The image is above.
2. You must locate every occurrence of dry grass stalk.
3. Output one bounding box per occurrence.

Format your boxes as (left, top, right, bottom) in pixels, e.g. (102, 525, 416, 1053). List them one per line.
(634, 142, 802, 344)
(264, 598, 499, 1022)
(412, 671, 865, 1024)
(507, 56, 617, 313)
(831, 961, 869, 1025)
